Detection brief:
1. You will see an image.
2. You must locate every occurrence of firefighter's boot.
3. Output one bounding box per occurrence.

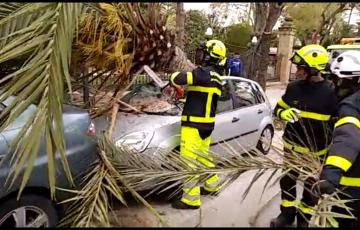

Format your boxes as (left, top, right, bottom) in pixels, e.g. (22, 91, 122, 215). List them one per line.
(297, 212, 311, 228)
(171, 199, 199, 210)
(270, 208, 296, 228)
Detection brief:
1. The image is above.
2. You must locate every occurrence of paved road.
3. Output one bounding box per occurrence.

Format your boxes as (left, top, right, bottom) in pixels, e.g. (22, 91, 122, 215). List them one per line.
(265, 82, 287, 108)
(109, 84, 287, 227)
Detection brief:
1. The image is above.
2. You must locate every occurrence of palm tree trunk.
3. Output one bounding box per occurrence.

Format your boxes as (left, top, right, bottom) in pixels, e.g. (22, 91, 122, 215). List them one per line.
(175, 3, 185, 50)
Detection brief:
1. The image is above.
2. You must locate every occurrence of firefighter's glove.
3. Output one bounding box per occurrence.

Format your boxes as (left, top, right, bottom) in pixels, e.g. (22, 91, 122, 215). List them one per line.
(313, 180, 336, 196)
(174, 87, 185, 100)
(279, 108, 300, 123)
(312, 165, 342, 196)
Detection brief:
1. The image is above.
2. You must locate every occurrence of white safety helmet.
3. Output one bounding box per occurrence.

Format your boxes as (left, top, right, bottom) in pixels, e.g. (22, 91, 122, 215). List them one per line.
(330, 50, 360, 78)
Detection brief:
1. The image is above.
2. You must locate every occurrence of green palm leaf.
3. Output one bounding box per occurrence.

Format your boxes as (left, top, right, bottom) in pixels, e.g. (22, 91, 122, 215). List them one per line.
(0, 3, 84, 200)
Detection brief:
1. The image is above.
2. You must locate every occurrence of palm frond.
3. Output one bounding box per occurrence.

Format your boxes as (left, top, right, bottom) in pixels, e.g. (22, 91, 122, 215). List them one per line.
(59, 126, 356, 227)
(0, 3, 84, 200)
(59, 134, 165, 227)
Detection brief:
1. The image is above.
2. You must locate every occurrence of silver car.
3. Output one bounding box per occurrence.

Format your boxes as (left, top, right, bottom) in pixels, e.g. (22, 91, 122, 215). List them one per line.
(96, 76, 274, 158)
(0, 96, 98, 227)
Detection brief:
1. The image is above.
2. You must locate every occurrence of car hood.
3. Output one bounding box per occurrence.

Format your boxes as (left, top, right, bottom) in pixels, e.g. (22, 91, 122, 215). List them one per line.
(94, 112, 180, 139)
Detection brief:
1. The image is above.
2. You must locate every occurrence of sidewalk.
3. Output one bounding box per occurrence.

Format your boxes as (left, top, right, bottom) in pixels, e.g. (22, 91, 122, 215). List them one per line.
(109, 169, 282, 227)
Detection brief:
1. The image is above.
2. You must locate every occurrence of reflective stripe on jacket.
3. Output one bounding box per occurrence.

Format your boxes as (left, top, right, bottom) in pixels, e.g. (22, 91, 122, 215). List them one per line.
(322, 90, 360, 187)
(273, 79, 338, 151)
(169, 66, 222, 131)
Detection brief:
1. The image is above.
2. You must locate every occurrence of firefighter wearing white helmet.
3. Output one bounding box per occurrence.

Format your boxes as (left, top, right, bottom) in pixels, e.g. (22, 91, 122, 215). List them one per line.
(271, 44, 338, 228)
(164, 39, 227, 209)
(315, 50, 360, 227)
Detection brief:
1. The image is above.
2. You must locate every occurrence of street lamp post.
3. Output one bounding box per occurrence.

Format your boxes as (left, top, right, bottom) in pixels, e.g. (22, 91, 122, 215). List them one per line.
(249, 34, 258, 80)
(205, 27, 213, 41)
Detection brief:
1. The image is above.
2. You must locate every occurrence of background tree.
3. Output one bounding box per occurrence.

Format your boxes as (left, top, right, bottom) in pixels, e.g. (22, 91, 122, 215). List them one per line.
(242, 2, 284, 90)
(224, 22, 252, 55)
(161, 3, 176, 31)
(184, 9, 209, 62)
(285, 3, 328, 46)
(207, 3, 230, 41)
(285, 3, 358, 46)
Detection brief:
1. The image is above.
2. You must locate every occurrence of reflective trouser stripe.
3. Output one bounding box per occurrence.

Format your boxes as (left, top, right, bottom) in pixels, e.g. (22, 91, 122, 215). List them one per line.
(281, 200, 314, 214)
(179, 126, 217, 207)
(298, 202, 313, 215)
(204, 174, 221, 192)
(281, 199, 297, 207)
(283, 140, 329, 156)
(181, 185, 201, 206)
(334, 116, 360, 129)
(325, 155, 352, 172)
(339, 176, 360, 187)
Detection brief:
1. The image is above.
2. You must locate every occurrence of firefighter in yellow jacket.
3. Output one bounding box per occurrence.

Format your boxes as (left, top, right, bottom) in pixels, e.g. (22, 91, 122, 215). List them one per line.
(165, 40, 227, 209)
(271, 44, 338, 227)
(315, 50, 360, 227)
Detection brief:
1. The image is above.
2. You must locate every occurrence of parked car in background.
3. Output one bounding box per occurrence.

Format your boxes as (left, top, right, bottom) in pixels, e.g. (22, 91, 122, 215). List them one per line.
(0, 96, 98, 227)
(327, 44, 360, 63)
(95, 76, 274, 161)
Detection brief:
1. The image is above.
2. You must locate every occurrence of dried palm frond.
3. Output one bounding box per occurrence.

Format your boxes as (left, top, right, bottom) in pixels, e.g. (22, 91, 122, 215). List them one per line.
(61, 126, 356, 227)
(310, 193, 355, 227)
(59, 135, 165, 227)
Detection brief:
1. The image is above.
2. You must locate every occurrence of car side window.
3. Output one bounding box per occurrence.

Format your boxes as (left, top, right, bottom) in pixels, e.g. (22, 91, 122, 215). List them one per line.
(216, 80, 233, 114)
(252, 84, 265, 103)
(0, 103, 7, 128)
(232, 80, 258, 109)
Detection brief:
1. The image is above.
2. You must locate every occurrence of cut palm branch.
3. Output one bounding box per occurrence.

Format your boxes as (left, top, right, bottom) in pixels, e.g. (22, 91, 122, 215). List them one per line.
(60, 130, 355, 227)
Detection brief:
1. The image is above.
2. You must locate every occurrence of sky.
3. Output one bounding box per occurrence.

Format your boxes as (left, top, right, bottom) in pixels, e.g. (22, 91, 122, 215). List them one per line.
(184, 3, 360, 27)
(183, 2, 243, 27)
(183, 3, 211, 12)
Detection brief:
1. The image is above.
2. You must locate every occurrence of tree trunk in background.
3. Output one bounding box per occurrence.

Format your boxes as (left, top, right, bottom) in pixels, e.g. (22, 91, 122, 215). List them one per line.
(242, 3, 284, 90)
(176, 3, 185, 50)
(167, 46, 196, 72)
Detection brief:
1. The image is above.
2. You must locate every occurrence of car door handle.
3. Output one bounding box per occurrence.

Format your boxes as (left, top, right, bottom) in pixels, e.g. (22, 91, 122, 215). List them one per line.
(232, 117, 240, 123)
(257, 109, 263, 114)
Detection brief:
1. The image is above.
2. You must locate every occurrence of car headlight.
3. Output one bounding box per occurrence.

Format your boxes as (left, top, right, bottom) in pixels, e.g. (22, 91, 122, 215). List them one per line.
(115, 131, 154, 152)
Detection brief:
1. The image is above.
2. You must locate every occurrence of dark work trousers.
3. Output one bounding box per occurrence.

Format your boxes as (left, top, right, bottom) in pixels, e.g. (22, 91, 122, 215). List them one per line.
(280, 148, 321, 221)
(332, 187, 360, 227)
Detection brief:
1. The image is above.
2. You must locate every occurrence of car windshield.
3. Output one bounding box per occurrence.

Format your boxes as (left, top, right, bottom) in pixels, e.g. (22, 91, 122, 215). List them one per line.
(328, 48, 360, 63)
(120, 82, 182, 116)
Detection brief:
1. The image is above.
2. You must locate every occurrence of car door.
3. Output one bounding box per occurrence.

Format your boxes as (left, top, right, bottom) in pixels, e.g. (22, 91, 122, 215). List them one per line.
(210, 79, 257, 155)
(211, 79, 237, 146)
(229, 79, 269, 150)
(211, 77, 269, 155)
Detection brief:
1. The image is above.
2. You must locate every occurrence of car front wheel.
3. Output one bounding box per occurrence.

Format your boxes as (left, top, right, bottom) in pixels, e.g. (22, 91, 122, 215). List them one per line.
(256, 125, 274, 154)
(0, 194, 58, 228)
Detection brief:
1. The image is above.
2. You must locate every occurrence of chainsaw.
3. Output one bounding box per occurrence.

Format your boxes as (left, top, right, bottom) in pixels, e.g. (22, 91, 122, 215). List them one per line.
(143, 65, 185, 109)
